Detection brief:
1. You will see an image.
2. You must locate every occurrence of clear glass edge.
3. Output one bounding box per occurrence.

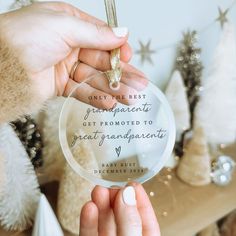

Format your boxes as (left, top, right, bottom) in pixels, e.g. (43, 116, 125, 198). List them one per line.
(58, 75, 176, 188)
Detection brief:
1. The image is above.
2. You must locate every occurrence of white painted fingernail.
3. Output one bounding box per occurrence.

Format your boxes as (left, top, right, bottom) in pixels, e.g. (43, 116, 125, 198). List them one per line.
(112, 27, 128, 37)
(123, 186, 136, 206)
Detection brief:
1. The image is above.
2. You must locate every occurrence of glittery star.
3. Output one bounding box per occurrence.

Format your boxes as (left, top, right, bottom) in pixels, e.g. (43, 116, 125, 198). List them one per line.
(216, 7, 229, 28)
(136, 40, 156, 65)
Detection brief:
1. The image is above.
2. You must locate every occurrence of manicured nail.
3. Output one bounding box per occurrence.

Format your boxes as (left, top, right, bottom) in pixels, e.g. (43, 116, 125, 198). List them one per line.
(122, 186, 136, 206)
(112, 27, 128, 38)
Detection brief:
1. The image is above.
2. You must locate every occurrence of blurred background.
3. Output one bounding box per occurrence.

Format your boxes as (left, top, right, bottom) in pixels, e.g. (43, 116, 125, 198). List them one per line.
(0, 1, 236, 236)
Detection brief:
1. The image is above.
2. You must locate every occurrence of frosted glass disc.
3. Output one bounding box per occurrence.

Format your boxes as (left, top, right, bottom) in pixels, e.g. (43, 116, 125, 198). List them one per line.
(59, 72, 175, 187)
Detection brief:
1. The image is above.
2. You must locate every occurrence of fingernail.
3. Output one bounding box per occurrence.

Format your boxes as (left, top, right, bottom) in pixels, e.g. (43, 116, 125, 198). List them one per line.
(122, 186, 136, 206)
(112, 27, 128, 38)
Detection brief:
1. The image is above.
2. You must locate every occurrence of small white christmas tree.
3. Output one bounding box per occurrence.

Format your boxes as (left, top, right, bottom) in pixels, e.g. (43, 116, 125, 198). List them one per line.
(195, 23, 236, 145)
(165, 70, 190, 139)
(32, 194, 64, 236)
(0, 124, 40, 231)
(58, 129, 97, 235)
(165, 70, 190, 168)
(177, 127, 211, 186)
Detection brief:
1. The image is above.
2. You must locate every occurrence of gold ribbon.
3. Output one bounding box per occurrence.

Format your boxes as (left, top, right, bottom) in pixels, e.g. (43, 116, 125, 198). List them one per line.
(104, 0, 122, 90)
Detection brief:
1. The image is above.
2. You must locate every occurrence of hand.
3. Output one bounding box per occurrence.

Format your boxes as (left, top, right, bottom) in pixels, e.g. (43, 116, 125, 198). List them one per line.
(80, 183, 160, 236)
(0, 2, 147, 108)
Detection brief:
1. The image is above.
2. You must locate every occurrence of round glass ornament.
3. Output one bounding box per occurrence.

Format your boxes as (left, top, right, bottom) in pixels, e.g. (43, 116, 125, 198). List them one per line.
(59, 72, 176, 188)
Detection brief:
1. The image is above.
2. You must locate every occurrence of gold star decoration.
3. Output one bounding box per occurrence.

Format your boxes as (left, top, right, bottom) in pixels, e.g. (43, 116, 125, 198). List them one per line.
(136, 40, 156, 65)
(216, 7, 229, 28)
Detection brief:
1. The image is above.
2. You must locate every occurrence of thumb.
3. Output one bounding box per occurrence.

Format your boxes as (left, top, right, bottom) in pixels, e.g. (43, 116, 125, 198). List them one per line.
(114, 186, 142, 236)
(59, 15, 128, 50)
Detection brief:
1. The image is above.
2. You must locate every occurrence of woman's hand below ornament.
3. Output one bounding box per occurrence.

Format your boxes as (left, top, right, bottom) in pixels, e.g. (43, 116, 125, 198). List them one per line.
(79, 183, 160, 236)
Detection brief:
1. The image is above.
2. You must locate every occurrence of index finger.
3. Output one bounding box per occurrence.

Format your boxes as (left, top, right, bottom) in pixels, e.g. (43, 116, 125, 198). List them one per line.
(37, 1, 107, 26)
(130, 183, 161, 236)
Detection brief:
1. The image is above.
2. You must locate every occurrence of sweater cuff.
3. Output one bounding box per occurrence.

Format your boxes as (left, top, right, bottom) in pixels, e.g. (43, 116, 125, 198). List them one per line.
(0, 38, 51, 123)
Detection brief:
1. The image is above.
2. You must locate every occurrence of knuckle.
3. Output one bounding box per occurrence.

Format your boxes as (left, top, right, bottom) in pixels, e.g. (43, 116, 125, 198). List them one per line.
(95, 24, 111, 43)
(96, 24, 107, 34)
(96, 52, 111, 70)
(127, 212, 142, 228)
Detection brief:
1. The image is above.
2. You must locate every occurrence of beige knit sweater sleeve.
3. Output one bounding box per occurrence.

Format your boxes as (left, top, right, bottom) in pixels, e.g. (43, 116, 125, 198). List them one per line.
(0, 38, 49, 124)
